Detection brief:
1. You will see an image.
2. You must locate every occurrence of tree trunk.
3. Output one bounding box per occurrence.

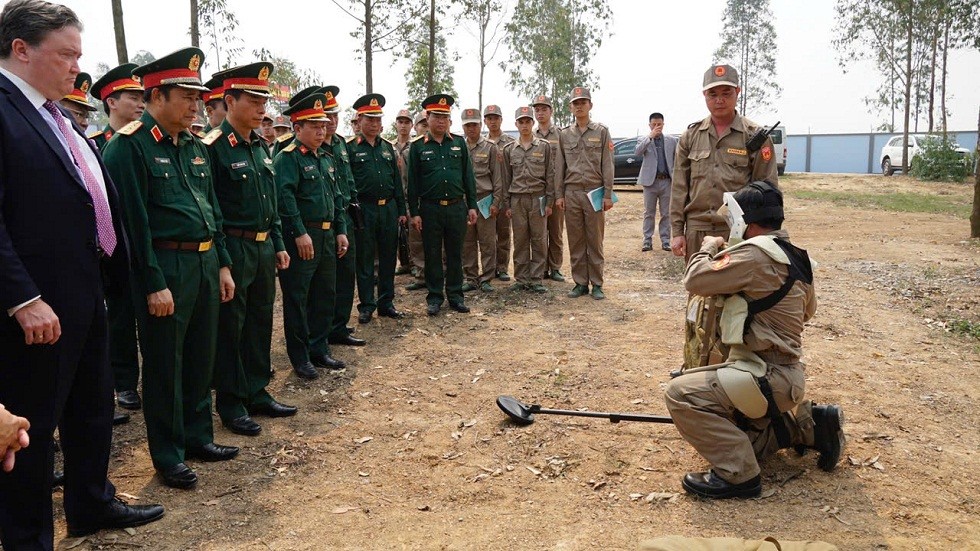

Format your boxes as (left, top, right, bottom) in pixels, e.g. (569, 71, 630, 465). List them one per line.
(927, 26, 937, 133)
(190, 0, 199, 48)
(477, 4, 486, 112)
(365, 0, 373, 93)
(940, 16, 950, 135)
(426, 0, 435, 95)
(971, 105, 980, 238)
(111, 0, 128, 64)
(901, 3, 912, 173)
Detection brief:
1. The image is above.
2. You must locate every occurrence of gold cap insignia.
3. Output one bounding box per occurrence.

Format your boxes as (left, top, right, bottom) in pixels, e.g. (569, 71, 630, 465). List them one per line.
(715, 66, 726, 77)
(438, 98, 447, 105)
(326, 91, 334, 100)
(80, 81, 90, 93)
(370, 98, 379, 107)
(314, 99, 323, 110)
(132, 75, 141, 84)
(189, 54, 201, 71)
(258, 66, 270, 80)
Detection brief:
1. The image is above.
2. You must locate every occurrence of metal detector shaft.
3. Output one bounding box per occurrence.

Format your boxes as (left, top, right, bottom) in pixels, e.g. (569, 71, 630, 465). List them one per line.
(530, 405, 674, 424)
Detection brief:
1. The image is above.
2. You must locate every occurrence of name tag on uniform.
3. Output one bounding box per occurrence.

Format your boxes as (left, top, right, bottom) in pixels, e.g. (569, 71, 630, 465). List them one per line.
(587, 137, 600, 142)
(726, 148, 748, 156)
(421, 150, 435, 157)
(231, 161, 248, 169)
(355, 152, 368, 157)
(381, 151, 392, 160)
(154, 157, 171, 164)
(531, 151, 544, 157)
(303, 165, 316, 172)
(263, 158, 273, 165)
(474, 153, 488, 159)
(450, 146, 461, 151)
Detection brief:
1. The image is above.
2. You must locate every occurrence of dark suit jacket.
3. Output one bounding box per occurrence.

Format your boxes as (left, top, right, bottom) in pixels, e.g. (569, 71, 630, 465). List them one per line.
(0, 71, 129, 325)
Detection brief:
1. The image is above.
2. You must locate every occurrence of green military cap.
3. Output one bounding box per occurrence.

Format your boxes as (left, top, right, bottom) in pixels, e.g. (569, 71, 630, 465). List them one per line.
(202, 76, 224, 103)
(272, 114, 291, 129)
(91, 63, 143, 102)
(514, 106, 534, 121)
(283, 92, 328, 122)
(353, 93, 385, 118)
(482, 104, 503, 118)
(317, 86, 341, 113)
(460, 108, 480, 125)
(395, 108, 412, 122)
(62, 72, 96, 111)
(213, 62, 274, 98)
(703, 64, 739, 90)
(133, 47, 209, 91)
(531, 94, 552, 108)
(422, 94, 454, 114)
(288, 85, 321, 107)
(569, 86, 591, 102)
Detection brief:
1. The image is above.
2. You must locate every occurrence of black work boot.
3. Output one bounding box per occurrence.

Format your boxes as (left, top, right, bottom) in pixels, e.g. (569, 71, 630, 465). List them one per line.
(681, 471, 762, 499)
(812, 404, 845, 471)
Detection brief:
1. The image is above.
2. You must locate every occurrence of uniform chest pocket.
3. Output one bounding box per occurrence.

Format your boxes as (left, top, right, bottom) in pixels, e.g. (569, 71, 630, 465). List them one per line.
(723, 150, 749, 168)
(229, 165, 257, 184)
(527, 153, 546, 177)
(148, 162, 180, 202)
(689, 150, 711, 178)
(584, 138, 602, 150)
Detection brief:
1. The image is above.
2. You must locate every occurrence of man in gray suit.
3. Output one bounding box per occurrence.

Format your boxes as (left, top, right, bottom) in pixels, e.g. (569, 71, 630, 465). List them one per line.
(634, 112, 677, 251)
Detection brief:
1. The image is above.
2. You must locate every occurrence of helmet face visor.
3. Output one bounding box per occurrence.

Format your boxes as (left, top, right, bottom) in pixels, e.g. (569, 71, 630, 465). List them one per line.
(721, 192, 747, 244)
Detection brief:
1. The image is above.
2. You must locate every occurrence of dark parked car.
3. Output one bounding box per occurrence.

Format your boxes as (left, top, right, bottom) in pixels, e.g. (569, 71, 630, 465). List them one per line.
(613, 137, 641, 184)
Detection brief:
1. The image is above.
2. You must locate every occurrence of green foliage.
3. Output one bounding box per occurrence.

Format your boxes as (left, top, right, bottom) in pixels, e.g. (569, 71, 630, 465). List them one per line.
(198, 0, 242, 70)
(253, 48, 321, 115)
(403, 33, 457, 113)
(502, 0, 612, 126)
(713, 0, 781, 116)
(947, 319, 980, 340)
(789, 189, 971, 218)
(910, 136, 974, 182)
(130, 50, 156, 66)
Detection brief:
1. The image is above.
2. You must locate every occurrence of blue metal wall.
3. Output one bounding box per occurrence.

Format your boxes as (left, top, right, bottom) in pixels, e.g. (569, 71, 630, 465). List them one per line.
(785, 131, 978, 174)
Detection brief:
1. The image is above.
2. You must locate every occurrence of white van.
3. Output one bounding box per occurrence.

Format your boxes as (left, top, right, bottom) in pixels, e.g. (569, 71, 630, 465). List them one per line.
(769, 125, 787, 176)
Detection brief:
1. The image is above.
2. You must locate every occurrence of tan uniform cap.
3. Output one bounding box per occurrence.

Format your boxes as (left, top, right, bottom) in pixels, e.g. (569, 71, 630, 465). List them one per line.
(483, 104, 503, 117)
(570, 86, 591, 102)
(703, 64, 739, 90)
(414, 111, 427, 125)
(461, 108, 481, 124)
(531, 95, 552, 108)
(514, 106, 534, 120)
(396, 108, 412, 121)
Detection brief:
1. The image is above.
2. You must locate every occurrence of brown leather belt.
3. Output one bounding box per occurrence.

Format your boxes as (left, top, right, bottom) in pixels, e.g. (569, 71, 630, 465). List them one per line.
(304, 220, 332, 230)
(152, 239, 213, 252)
(224, 228, 269, 242)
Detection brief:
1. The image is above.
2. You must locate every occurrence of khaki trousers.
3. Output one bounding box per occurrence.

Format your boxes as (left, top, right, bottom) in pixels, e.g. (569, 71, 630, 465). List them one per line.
(684, 226, 728, 262)
(409, 223, 425, 276)
(463, 208, 497, 285)
(495, 208, 511, 274)
(546, 208, 564, 272)
(664, 362, 811, 484)
(511, 194, 548, 283)
(564, 187, 605, 286)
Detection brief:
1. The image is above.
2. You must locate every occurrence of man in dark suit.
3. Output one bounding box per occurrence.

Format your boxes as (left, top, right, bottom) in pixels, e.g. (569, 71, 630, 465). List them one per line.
(0, 1, 163, 548)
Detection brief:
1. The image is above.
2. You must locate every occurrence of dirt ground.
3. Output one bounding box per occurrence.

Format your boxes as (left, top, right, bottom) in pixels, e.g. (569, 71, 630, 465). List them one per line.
(54, 173, 980, 550)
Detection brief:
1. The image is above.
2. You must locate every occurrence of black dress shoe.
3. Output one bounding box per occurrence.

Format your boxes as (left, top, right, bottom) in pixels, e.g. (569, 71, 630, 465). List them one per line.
(248, 400, 298, 418)
(358, 311, 372, 324)
(185, 442, 240, 462)
(157, 463, 198, 489)
(329, 335, 366, 346)
(52, 470, 65, 488)
(813, 404, 845, 471)
(426, 303, 441, 316)
(113, 412, 131, 426)
(311, 354, 346, 370)
(378, 307, 405, 319)
(67, 497, 165, 537)
(116, 389, 142, 410)
(448, 302, 470, 313)
(222, 415, 262, 436)
(662, 243, 672, 251)
(293, 361, 319, 379)
(641, 243, 653, 252)
(682, 471, 761, 499)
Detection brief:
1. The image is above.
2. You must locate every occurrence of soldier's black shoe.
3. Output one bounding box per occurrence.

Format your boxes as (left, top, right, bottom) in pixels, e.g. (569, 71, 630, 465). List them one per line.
(358, 311, 372, 324)
(378, 307, 405, 319)
(116, 389, 141, 410)
(405, 281, 426, 291)
(682, 471, 761, 499)
(248, 400, 298, 418)
(186, 443, 240, 462)
(157, 463, 197, 489)
(329, 335, 367, 346)
(813, 404, 845, 472)
(641, 242, 653, 252)
(67, 497, 165, 536)
(448, 302, 470, 313)
(496, 271, 511, 281)
(669, 367, 685, 379)
(662, 243, 672, 252)
(52, 470, 65, 488)
(311, 354, 346, 370)
(426, 303, 441, 316)
(222, 416, 261, 436)
(293, 361, 319, 379)
(113, 412, 131, 426)
(395, 266, 411, 275)
(548, 270, 566, 282)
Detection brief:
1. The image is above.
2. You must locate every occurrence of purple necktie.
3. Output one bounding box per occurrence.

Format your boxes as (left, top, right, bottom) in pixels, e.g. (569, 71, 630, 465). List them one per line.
(43, 100, 117, 256)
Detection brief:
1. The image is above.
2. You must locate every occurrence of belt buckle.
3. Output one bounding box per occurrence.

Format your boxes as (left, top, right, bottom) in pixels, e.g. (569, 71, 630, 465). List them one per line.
(439, 200, 449, 206)
(255, 231, 268, 242)
(322, 222, 331, 230)
(378, 199, 387, 206)
(198, 240, 212, 252)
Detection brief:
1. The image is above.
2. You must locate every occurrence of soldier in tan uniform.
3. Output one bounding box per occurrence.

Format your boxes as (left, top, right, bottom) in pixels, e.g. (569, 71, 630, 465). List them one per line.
(670, 64, 778, 261)
(394, 108, 414, 275)
(404, 111, 429, 291)
(555, 87, 614, 300)
(483, 104, 516, 282)
(532, 95, 565, 282)
(503, 106, 554, 293)
(665, 182, 844, 499)
(460, 108, 504, 293)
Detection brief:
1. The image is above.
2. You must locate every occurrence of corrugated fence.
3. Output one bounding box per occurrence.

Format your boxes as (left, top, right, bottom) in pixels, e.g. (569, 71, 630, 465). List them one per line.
(785, 131, 978, 174)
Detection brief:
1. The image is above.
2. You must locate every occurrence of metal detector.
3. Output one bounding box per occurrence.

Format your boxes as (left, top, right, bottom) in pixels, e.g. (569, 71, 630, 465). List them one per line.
(496, 395, 674, 426)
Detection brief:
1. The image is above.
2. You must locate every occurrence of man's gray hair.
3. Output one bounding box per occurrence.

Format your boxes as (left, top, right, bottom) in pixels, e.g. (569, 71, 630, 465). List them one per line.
(0, 0, 81, 59)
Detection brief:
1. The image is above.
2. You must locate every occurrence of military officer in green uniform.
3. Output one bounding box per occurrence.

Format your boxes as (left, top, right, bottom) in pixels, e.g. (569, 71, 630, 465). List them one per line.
(102, 47, 239, 489)
(348, 93, 407, 324)
(59, 72, 96, 128)
(90, 64, 146, 411)
(205, 62, 297, 437)
(275, 92, 349, 379)
(407, 94, 478, 316)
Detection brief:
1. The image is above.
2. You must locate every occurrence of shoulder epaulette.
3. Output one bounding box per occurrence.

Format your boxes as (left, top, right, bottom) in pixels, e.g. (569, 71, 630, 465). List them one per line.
(411, 134, 425, 143)
(116, 120, 142, 136)
(194, 130, 206, 139)
(281, 142, 297, 153)
(201, 128, 222, 146)
(87, 129, 104, 139)
(688, 121, 701, 129)
(346, 135, 357, 143)
(276, 132, 293, 143)
(381, 137, 395, 146)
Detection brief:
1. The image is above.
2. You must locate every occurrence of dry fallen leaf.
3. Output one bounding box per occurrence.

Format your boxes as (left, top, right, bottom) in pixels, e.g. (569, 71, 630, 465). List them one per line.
(644, 492, 678, 503)
(526, 466, 542, 476)
(355, 437, 373, 444)
(332, 506, 356, 514)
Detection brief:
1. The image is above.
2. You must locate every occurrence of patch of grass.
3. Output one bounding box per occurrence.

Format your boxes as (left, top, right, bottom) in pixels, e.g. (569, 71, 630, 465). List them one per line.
(789, 190, 971, 218)
(947, 319, 980, 340)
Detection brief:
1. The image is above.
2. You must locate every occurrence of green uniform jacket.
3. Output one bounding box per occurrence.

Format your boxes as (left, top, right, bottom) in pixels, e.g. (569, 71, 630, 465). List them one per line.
(88, 124, 112, 150)
(206, 120, 285, 252)
(328, 134, 357, 202)
(274, 139, 347, 238)
(102, 112, 230, 295)
(346, 134, 405, 213)
(406, 132, 478, 217)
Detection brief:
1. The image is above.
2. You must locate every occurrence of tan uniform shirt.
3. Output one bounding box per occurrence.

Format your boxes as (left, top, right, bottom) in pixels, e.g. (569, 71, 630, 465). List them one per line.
(466, 137, 504, 210)
(671, 114, 778, 236)
(555, 121, 614, 199)
(534, 125, 560, 157)
(682, 230, 815, 361)
(503, 137, 555, 208)
(486, 132, 515, 148)
(396, 138, 411, 203)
